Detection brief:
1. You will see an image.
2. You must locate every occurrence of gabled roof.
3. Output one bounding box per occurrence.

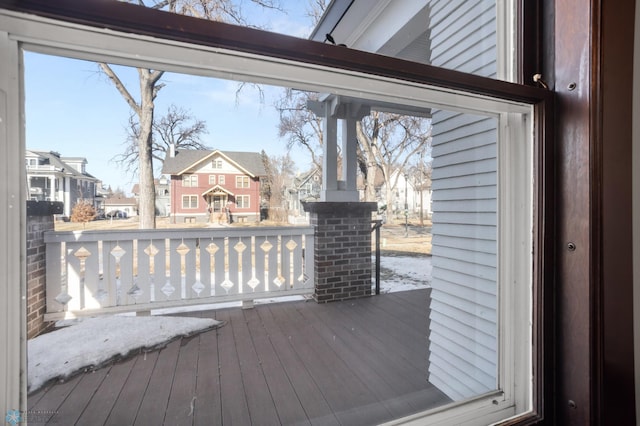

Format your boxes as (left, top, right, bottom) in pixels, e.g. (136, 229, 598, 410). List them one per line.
(162, 150, 267, 178)
(26, 150, 97, 180)
(104, 197, 137, 206)
(294, 168, 321, 188)
(201, 185, 235, 197)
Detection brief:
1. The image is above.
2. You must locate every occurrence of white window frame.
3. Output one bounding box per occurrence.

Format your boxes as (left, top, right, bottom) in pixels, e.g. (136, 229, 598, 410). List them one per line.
(0, 9, 533, 425)
(182, 174, 197, 187)
(236, 195, 250, 209)
(236, 175, 250, 188)
(181, 195, 198, 209)
(218, 175, 225, 184)
(208, 174, 216, 185)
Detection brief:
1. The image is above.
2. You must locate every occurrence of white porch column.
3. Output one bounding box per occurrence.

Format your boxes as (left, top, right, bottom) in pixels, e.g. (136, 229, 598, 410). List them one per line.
(342, 104, 359, 194)
(309, 95, 369, 202)
(47, 175, 54, 201)
(321, 100, 338, 198)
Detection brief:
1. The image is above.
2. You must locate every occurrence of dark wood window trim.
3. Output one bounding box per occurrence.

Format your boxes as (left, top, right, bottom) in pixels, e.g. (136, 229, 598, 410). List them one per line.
(541, 0, 637, 424)
(3, 0, 549, 105)
(3, 1, 559, 424)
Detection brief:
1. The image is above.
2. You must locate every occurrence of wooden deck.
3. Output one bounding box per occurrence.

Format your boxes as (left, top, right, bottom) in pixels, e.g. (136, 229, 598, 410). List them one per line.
(28, 289, 450, 425)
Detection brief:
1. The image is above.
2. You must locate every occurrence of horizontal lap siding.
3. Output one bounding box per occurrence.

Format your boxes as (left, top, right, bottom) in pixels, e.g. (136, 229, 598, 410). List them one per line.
(429, 111, 498, 401)
(425, 0, 498, 402)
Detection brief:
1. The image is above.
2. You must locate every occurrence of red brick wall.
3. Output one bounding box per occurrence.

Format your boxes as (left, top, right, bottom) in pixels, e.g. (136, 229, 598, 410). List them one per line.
(26, 215, 55, 338)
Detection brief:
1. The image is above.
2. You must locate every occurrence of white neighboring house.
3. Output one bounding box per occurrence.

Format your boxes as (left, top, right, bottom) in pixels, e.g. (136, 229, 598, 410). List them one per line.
(131, 176, 171, 217)
(378, 170, 432, 218)
(103, 197, 138, 218)
(286, 168, 321, 224)
(25, 150, 99, 218)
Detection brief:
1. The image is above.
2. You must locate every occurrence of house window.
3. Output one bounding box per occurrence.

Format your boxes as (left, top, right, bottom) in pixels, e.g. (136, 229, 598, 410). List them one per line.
(209, 175, 216, 185)
(182, 175, 198, 187)
(218, 175, 225, 185)
(182, 195, 198, 209)
(3, 4, 550, 425)
(236, 195, 250, 209)
(212, 160, 222, 169)
(236, 176, 250, 188)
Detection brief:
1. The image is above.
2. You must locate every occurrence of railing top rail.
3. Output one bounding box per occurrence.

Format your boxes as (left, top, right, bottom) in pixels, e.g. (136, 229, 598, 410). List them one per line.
(44, 225, 314, 243)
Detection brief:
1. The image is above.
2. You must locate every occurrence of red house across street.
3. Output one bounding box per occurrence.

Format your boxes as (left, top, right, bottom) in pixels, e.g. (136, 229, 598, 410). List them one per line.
(162, 149, 266, 224)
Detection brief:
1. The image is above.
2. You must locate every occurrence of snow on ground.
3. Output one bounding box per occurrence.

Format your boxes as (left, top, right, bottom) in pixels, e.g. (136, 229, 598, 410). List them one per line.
(28, 316, 221, 393)
(376, 254, 432, 293)
(28, 254, 430, 393)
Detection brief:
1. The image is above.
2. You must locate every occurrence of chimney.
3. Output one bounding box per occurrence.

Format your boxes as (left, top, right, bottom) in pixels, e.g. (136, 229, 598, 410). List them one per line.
(169, 143, 176, 158)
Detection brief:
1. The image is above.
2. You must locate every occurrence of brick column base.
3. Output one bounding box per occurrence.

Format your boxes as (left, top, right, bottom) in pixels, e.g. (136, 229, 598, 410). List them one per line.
(26, 202, 61, 338)
(303, 202, 377, 303)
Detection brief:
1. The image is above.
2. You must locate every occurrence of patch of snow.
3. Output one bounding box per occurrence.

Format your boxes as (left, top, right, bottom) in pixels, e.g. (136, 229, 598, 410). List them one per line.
(28, 316, 221, 393)
(373, 255, 432, 293)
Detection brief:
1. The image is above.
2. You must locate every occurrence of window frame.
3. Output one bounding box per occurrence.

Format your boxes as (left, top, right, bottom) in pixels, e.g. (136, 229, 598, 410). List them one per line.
(181, 194, 198, 209)
(182, 174, 197, 187)
(236, 175, 250, 189)
(0, 3, 554, 425)
(208, 174, 216, 185)
(236, 195, 250, 209)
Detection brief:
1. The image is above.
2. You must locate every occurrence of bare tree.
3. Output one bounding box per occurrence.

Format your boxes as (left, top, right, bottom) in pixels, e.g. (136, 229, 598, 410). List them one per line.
(357, 112, 432, 213)
(114, 105, 209, 174)
(100, 0, 282, 228)
(275, 90, 323, 169)
(106, 186, 129, 199)
(306, 0, 330, 28)
(407, 149, 433, 226)
(261, 150, 295, 222)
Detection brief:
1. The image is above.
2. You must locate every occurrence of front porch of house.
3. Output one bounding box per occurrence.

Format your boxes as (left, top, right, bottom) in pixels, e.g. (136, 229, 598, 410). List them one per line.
(27, 289, 449, 425)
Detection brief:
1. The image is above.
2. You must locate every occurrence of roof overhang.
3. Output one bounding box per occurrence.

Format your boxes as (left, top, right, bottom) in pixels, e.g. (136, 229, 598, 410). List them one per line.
(202, 185, 235, 197)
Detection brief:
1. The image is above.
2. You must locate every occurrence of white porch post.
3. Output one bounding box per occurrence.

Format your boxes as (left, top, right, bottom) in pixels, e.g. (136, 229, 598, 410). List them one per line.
(310, 95, 369, 202)
(342, 104, 359, 194)
(321, 100, 338, 199)
(48, 175, 54, 201)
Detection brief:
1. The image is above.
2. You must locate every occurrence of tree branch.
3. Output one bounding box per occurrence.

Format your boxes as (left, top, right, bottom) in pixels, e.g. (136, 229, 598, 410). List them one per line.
(98, 63, 141, 115)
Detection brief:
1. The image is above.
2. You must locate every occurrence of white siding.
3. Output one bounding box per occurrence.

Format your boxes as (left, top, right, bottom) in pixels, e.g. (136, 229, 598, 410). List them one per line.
(425, 0, 499, 402)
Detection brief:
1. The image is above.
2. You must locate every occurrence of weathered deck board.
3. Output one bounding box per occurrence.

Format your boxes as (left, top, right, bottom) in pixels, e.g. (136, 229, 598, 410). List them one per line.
(28, 289, 449, 425)
(104, 351, 160, 425)
(48, 365, 109, 424)
(295, 302, 416, 417)
(29, 374, 83, 424)
(257, 302, 339, 425)
(76, 357, 136, 426)
(164, 336, 200, 425)
(243, 308, 312, 426)
(301, 299, 429, 400)
(134, 339, 181, 425)
(192, 323, 222, 426)
(215, 309, 252, 425)
(226, 307, 282, 424)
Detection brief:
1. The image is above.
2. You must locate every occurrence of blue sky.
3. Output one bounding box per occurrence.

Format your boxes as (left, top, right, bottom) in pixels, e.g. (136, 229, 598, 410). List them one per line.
(23, 1, 317, 194)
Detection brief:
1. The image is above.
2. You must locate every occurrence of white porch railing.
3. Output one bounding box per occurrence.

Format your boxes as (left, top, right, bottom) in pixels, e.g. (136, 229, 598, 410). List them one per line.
(44, 227, 315, 320)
